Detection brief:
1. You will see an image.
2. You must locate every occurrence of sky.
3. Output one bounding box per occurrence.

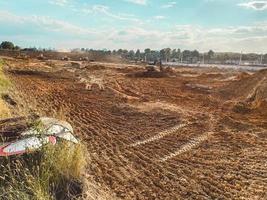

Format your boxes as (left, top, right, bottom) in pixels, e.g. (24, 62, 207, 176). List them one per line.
(0, 0, 267, 53)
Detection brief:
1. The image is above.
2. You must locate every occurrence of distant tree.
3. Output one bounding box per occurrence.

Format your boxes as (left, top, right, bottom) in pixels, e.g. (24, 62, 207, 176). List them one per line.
(144, 48, 151, 61)
(135, 49, 141, 60)
(164, 48, 171, 62)
(144, 48, 151, 54)
(182, 50, 191, 62)
(177, 49, 181, 60)
(117, 49, 123, 55)
(0, 41, 15, 50)
(150, 50, 159, 61)
(22, 47, 38, 52)
(192, 50, 199, 58)
(128, 50, 135, 60)
(262, 54, 267, 64)
(207, 50, 215, 60)
(14, 45, 20, 51)
(160, 49, 165, 60)
(171, 49, 177, 59)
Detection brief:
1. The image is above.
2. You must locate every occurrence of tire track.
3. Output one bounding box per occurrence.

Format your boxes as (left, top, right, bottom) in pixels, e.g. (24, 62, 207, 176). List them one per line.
(160, 114, 216, 162)
(130, 123, 187, 147)
(160, 131, 213, 162)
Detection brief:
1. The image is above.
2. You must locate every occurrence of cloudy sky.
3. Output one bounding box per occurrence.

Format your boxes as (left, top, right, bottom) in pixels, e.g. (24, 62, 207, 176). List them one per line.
(0, 0, 267, 52)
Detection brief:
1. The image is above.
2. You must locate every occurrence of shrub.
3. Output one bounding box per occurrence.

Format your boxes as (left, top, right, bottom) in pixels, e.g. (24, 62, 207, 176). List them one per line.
(0, 41, 15, 50)
(0, 141, 89, 200)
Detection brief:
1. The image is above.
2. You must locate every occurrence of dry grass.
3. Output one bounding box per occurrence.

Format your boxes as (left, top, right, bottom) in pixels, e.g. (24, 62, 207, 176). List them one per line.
(0, 59, 10, 119)
(0, 59, 11, 119)
(0, 141, 89, 200)
(0, 59, 11, 92)
(0, 99, 89, 200)
(0, 99, 10, 118)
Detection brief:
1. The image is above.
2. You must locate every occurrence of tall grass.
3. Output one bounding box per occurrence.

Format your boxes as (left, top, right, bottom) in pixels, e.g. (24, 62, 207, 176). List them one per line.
(0, 59, 11, 91)
(0, 141, 89, 200)
(0, 99, 10, 118)
(0, 59, 11, 118)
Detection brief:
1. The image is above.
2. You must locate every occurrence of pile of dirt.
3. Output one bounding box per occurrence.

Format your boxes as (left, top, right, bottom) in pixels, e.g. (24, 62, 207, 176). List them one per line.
(220, 69, 267, 114)
(128, 66, 175, 78)
(219, 69, 267, 100)
(236, 72, 251, 80)
(185, 83, 212, 94)
(86, 64, 106, 71)
(9, 69, 72, 80)
(198, 73, 225, 80)
(246, 77, 267, 115)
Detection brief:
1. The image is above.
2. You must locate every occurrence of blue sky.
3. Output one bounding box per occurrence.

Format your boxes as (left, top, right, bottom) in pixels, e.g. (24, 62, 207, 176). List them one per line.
(0, 0, 267, 52)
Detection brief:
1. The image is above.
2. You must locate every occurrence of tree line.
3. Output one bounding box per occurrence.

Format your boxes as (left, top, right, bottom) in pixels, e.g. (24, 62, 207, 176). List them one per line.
(1, 41, 267, 64)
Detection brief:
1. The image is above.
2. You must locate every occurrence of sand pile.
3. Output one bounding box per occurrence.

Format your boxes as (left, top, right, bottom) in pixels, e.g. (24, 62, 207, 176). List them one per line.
(128, 66, 175, 78)
(85, 64, 106, 71)
(219, 69, 267, 100)
(246, 77, 267, 108)
(220, 69, 267, 114)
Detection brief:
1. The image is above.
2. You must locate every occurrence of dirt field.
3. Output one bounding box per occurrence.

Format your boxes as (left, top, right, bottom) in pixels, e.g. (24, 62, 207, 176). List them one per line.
(2, 57, 267, 199)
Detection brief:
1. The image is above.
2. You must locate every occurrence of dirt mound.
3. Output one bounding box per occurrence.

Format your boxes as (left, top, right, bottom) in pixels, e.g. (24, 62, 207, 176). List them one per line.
(9, 69, 72, 80)
(220, 69, 267, 114)
(219, 69, 267, 100)
(198, 73, 225, 79)
(236, 72, 251, 80)
(128, 66, 175, 78)
(86, 64, 106, 71)
(246, 77, 267, 115)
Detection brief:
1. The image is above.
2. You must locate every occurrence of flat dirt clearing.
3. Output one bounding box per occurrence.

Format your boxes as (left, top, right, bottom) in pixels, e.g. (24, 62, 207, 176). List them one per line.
(4, 58, 267, 199)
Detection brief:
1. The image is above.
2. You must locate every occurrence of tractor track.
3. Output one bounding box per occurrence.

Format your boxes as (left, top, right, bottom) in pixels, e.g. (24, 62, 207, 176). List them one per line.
(6, 60, 267, 200)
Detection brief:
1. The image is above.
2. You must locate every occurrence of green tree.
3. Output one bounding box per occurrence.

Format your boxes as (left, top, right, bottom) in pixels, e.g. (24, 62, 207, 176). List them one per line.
(207, 50, 215, 60)
(192, 50, 199, 58)
(182, 50, 191, 62)
(14, 46, 20, 50)
(171, 49, 177, 59)
(144, 48, 151, 61)
(128, 50, 135, 60)
(144, 48, 151, 54)
(135, 49, 141, 60)
(164, 48, 171, 62)
(160, 49, 165, 60)
(0, 41, 15, 50)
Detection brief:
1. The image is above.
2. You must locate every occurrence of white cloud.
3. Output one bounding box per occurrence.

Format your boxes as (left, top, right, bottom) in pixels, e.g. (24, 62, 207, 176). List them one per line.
(81, 5, 142, 23)
(104, 23, 267, 53)
(0, 11, 95, 35)
(153, 15, 166, 20)
(49, 0, 69, 7)
(162, 1, 177, 8)
(124, 0, 147, 5)
(0, 10, 267, 53)
(238, 1, 267, 10)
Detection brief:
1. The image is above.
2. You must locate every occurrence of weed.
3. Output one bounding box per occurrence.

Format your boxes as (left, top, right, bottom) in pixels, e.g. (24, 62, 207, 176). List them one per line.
(0, 99, 10, 118)
(0, 59, 11, 119)
(0, 117, 88, 200)
(0, 59, 11, 91)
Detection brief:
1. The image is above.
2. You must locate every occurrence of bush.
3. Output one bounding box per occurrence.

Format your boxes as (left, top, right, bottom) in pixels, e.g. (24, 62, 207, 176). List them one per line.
(0, 41, 15, 50)
(0, 141, 89, 200)
(0, 118, 89, 199)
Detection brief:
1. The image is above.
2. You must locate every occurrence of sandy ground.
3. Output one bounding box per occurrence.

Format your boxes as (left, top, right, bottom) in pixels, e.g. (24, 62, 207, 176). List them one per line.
(2, 58, 267, 199)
